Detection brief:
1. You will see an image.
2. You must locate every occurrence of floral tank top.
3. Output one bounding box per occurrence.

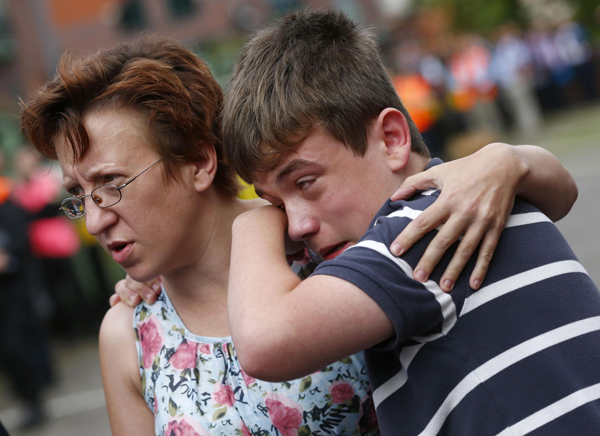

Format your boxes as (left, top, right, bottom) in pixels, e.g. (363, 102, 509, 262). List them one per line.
(134, 288, 379, 436)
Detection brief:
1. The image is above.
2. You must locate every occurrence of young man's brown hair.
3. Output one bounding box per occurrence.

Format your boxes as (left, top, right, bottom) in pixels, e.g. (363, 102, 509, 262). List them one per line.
(21, 35, 239, 197)
(223, 9, 430, 183)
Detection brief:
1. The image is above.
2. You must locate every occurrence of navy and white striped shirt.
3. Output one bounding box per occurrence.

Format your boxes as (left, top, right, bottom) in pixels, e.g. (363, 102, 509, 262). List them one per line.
(313, 161, 600, 435)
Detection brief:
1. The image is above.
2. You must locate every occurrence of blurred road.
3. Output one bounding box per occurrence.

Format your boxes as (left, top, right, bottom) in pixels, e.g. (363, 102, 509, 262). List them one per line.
(0, 338, 109, 435)
(524, 103, 600, 286)
(0, 103, 599, 436)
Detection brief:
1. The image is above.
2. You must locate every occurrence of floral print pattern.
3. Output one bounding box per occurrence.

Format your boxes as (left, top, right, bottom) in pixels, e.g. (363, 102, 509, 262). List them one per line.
(134, 288, 378, 436)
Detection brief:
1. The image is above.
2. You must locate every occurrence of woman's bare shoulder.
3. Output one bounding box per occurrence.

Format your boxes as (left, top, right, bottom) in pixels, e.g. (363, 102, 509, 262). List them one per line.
(99, 302, 138, 359)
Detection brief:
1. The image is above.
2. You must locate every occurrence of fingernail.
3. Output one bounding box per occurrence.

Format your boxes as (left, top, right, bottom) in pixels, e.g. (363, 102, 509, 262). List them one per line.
(391, 244, 404, 256)
(472, 279, 481, 289)
(415, 269, 427, 281)
(443, 279, 454, 291)
(128, 295, 137, 305)
(145, 292, 154, 302)
(152, 283, 161, 293)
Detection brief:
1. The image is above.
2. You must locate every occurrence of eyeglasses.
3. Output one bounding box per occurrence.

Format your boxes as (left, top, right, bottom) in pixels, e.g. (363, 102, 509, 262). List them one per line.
(60, 159, 162, 219)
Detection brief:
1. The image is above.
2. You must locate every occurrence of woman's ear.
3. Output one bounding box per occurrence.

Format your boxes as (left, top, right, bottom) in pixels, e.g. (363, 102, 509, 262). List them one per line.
(193, 144, 218, 192)
(376, 108, 412, 173)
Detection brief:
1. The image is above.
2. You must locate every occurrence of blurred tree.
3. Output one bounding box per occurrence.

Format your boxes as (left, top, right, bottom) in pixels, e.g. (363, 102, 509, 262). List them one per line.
(418, 0, 524, 35)
(0, 0, 14, 64)
(418, 0, 599, 38)
(119, 0, 146, 31)
(573, 0, 600, 39)
(167, 0, 198, 20)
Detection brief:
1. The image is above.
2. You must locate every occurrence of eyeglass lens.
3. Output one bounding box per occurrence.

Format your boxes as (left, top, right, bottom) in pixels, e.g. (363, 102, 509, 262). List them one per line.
(62, 198, 85, 218)
(61, 185, 122, 218)
(92, 185, 121, 207)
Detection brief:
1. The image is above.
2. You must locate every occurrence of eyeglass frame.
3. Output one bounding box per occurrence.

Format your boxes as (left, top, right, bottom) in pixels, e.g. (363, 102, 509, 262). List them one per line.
(59, 158, 163, 219)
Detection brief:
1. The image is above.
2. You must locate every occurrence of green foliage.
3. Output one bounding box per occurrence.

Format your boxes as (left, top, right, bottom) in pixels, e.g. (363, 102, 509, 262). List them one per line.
(418, 0, 523, 34)
(415, 0, 592, 35)
(573, 0, 600, 40)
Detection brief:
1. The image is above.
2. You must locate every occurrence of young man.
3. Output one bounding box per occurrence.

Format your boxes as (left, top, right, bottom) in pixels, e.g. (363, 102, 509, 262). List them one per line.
(223, 10, 600, 435)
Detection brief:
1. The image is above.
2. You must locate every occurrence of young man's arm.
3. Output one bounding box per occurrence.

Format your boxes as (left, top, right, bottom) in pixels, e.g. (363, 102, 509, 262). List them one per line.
(229, 206, 394, 381)
(389, 143, 577, 291)
(99, 303, 155, 435)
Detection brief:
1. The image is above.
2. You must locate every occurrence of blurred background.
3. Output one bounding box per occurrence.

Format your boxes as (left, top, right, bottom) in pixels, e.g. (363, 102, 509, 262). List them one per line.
(0, 0, 598, 434)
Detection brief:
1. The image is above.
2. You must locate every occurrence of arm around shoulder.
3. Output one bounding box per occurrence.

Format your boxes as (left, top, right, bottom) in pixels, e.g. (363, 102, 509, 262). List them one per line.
(509, 144, 577, 221)
(99, 303, 155, 436)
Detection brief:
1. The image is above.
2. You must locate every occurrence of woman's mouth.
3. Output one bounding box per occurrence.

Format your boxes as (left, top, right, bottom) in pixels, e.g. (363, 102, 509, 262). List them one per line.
(108, 242, 134, 264)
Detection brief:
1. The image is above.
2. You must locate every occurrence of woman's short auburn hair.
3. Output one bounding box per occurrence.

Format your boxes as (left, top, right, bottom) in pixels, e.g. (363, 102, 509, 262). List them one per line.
(20, 35, 239, 198)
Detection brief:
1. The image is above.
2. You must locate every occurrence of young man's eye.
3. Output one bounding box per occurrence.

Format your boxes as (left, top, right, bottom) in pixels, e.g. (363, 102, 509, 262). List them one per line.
(296, 179, 314, 191)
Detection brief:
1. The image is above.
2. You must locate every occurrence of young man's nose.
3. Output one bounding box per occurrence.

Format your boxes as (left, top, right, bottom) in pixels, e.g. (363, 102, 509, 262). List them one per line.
(286, 210, 319, 242)
(85, 201, 118, 236)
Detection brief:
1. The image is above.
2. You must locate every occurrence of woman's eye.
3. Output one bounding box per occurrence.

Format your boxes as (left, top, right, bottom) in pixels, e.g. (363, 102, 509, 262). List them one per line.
(68, 187, 83, 197)
(103, 175, 117, 184)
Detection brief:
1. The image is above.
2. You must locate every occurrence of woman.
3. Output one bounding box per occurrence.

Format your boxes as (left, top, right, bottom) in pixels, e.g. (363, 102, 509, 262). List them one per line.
(21, 36, 575, 436)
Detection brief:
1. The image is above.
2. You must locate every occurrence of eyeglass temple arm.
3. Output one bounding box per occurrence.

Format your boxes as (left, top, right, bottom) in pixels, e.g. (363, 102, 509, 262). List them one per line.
(115, 158, 162, 190)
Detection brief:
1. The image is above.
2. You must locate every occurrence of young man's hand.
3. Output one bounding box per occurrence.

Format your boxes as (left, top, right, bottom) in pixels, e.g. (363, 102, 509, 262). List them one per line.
(388, 143, 576, 292)
(109, 275, 162, 307)
(236, 205, 304, 259)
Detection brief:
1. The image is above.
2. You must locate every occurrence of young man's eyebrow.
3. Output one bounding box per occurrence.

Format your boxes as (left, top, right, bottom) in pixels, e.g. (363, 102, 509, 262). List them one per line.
(275, 159, 316, 184)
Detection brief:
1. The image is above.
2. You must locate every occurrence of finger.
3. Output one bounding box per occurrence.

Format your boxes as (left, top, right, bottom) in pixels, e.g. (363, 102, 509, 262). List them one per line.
(390, 172, 437, 201)
(109, 293, 121, 307)
(145, 277, 162, 304)
(469, 229, 501, 290)
(390, 202, 449, 256)
(412, 215, 468, 283)
(438, 224, 487, 292)
(122, 275, 161, 304)
(121, 292, 141, 307)
(115, 277, 144, 307)
(390, 184, 418, 202)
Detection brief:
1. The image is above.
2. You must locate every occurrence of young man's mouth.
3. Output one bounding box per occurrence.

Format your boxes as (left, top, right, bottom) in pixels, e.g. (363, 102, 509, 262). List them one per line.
(107, 241, 134, 264)
(320, 242, 351, 261)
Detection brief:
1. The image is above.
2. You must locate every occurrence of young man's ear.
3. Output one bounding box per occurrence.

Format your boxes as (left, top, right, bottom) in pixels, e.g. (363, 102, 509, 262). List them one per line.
(192, 143, 218, 192)
(376, 108, 411, 172)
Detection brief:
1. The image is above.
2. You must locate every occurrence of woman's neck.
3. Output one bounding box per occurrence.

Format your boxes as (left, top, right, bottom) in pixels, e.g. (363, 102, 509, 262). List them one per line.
(160, 194, 266, 336)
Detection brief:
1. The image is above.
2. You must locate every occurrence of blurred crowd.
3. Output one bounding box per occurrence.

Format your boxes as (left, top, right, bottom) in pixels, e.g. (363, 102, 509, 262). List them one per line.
(0, 147, 118, 428)
(385, 18, 599, 158)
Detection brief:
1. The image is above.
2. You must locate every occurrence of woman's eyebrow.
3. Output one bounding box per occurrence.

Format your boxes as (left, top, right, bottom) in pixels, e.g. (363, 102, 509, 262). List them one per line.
(61, 174, 78, 192)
